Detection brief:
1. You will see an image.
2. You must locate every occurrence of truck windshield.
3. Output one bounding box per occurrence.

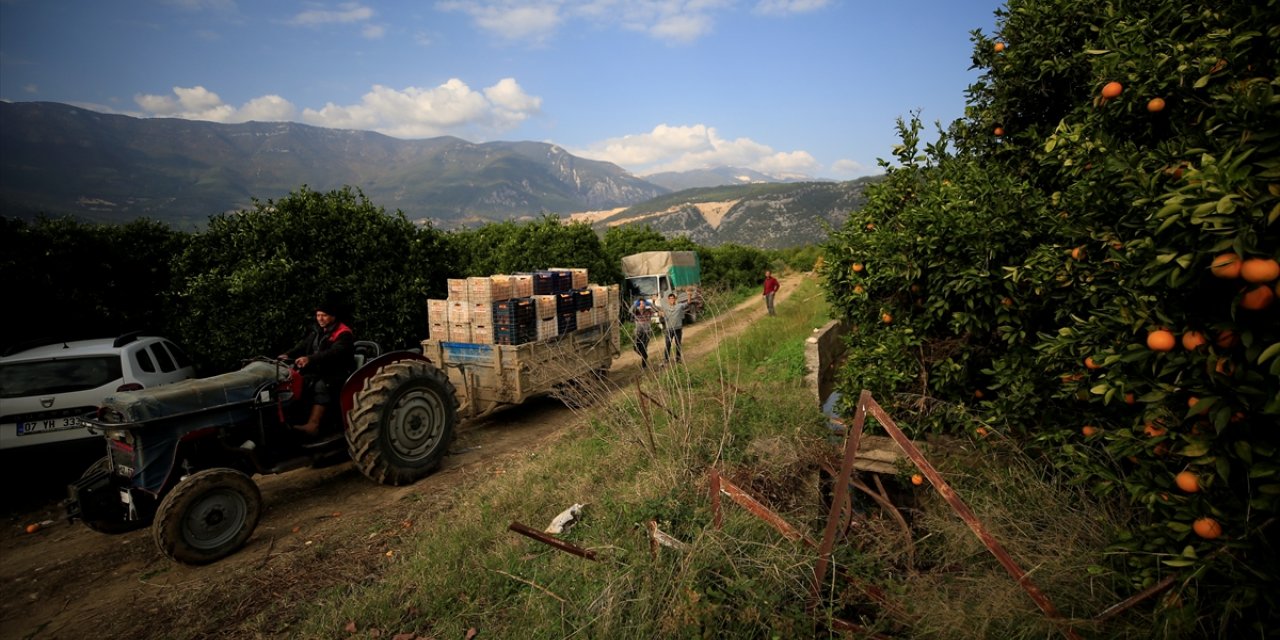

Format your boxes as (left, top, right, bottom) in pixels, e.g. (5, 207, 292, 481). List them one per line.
(626, 277, 659, 297)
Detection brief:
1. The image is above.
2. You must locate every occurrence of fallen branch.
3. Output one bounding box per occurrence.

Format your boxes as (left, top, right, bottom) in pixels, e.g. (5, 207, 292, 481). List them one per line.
(508, 522, 597, 561)
(490, 569, 567, 603)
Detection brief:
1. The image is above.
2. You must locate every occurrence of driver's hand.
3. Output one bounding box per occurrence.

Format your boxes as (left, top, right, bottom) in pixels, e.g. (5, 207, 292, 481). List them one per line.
(295, 356, 310, 368)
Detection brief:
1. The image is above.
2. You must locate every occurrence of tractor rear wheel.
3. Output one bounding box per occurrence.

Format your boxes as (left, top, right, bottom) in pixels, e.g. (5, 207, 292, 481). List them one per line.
(152, 468, 262, 565)
(347, 359, 458, 486)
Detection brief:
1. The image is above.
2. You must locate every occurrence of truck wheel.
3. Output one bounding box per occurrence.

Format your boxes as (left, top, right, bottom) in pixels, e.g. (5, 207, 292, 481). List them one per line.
(347, 359, 458, 486)
(152, 468, 262, 565)
(79, 457, 148, 535)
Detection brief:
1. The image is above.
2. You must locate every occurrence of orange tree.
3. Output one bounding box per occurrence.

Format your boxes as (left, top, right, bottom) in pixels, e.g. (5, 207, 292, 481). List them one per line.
(822, 0, 1278, 631)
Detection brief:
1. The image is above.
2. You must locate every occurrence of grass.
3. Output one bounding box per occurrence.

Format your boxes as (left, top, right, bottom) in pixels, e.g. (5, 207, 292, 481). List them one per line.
(122, 274, 1161, 639)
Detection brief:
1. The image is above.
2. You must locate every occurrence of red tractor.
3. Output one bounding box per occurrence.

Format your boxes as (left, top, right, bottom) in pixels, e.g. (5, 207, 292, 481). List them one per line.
(67, 345, 459, 564)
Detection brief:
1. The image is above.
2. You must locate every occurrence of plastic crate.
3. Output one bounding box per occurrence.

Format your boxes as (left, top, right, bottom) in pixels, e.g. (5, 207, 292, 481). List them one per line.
(574, 288, 594, 311)
(557, 313, 577, 334)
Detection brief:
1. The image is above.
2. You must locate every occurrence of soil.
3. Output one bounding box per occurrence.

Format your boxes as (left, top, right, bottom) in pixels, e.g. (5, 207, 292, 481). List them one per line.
(0, 274, 806, 640)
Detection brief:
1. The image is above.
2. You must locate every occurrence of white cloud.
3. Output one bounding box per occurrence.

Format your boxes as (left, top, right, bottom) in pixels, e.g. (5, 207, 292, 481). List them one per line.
(436, 2, 562, 44)
(134, 86, 295, 123)
(753, 0, 830, 15)
(574, 123, 820, 176)
(302, 78, 542, 138)
(361, 23, 386, 38)
(288, 3, 374, 26)
(161, 0, 238, 11)
(438, 0, 762, 45)
(831, 159, 870, 177)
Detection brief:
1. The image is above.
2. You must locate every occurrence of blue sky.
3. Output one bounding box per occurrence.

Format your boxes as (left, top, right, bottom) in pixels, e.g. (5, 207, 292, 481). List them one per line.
(0, 0, 1003, 180)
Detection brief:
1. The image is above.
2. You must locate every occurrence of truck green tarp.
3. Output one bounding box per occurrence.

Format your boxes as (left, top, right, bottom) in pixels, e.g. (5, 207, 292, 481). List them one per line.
(620, 251, 701, 287)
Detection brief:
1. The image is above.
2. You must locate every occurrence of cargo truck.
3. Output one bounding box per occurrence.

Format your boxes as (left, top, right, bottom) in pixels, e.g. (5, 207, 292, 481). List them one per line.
(621, 251, 703, 322)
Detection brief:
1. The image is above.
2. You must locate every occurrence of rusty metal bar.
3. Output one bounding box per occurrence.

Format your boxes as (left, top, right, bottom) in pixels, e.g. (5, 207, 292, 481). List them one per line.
(862, 393, 1081, 640)
(812, 389, 869, 599)
(718, 475, 816, 548)
(710, 467, 723, 530)
(508, 522, 597, 561)
(1094, 574, 1176, 622)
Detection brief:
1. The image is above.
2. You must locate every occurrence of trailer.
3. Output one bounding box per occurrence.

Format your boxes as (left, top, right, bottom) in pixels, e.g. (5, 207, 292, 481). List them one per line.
(421, 321, 619, 419)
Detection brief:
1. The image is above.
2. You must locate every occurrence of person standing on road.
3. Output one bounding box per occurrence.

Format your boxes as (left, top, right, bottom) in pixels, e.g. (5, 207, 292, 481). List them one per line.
(660, 293, 689, 364)
(281, 298, 356, 436)
(762, 269, 780, 316)
(631, 298, 656, 369)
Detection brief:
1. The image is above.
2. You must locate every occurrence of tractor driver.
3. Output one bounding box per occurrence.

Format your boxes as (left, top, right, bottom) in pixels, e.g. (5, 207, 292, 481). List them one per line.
(280, 298, 356, 436)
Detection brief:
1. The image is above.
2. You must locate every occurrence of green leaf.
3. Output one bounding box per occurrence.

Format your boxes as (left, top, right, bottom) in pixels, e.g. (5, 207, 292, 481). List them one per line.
(1258, 342, 1280, 365)
(1181, 442, 1211, 457)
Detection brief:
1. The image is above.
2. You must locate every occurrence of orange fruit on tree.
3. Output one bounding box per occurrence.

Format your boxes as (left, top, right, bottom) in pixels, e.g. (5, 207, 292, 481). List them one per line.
(994, 42, 1005, 53)
(851, 262, 864, 273)
(1241, 258, 1280, 283)
(1085, 356, 1102, 370)
(881, 312, 893, 324)
(1210, 253, 1241, 278)
(1193, 517, 1223, 540)
(1070, 246, 1085, 260)
(1147, 97, 1166, 112)
(976, 426, 990, 438)
(1124, 392, 1136, 405)
(1241, 285, 1275, 310)
(853, 285, 865, 295)
(993, 126, 1005, 136)
(1181, 331, 1207, 351)
(1144, 423, 1167, 437)
(974, 389, 985, 399)
(1001, 297, 1014, 307)
(1101, 81, 1123, 98)
(1082, 425, 1099, 437)
(1215, 329, 1238, 348)
(1214, 358, 1235, 376)
(1146, 329, 1176, 352)
(1175, 471, 1200, 493)
(911, 473, 924, 486)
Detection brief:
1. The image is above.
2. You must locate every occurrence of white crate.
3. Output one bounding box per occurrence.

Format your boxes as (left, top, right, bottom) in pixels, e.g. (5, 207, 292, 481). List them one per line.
(536, 318, 558, 342)
(448, 301, 471, 325)
(447, 279, 469, 301)
(512, 274, 534, 298)
(449, 323, 472, 343)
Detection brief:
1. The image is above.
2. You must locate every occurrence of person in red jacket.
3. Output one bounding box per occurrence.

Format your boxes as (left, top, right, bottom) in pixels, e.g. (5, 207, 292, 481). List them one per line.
(281, 299, 356, 435)
(762, 270, 780, 316)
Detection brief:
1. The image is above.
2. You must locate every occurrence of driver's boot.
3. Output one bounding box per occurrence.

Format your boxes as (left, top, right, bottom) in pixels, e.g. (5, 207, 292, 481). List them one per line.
(293, 405, 325, 436)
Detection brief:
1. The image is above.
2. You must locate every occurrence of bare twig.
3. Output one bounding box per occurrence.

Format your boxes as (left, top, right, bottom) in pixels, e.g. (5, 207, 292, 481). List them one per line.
(490, 569, 568, 603)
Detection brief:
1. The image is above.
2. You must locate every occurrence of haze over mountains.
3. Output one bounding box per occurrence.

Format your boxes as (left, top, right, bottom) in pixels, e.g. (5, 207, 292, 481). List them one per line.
(1, 101, 871, 247)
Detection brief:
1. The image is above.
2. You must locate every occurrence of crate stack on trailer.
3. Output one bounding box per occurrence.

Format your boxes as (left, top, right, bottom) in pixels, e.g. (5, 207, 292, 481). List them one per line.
(427, 269, 619, 347)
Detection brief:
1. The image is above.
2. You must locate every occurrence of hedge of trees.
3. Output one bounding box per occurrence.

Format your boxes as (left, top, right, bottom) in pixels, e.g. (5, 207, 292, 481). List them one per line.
(821, 0, 1277, 632)
(2, 186, 789, 372)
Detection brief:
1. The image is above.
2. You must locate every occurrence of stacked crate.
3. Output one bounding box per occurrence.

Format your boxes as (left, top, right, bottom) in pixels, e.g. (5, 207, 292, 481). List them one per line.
(534, 295, 559, 342)
(575, 286, 595, 329)
(550, 267, 589, 290)
(428, 299, 450, 341)
(447, 299, 472, 343)
(555, 291, 577, 334)
(511, 274, 534, 298)
(606, 284, 621, 352)
(493, 298, 536, 345)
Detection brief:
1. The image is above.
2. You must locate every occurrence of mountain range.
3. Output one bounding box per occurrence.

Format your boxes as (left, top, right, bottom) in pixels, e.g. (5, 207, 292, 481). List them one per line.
(1, 101, 871, 246)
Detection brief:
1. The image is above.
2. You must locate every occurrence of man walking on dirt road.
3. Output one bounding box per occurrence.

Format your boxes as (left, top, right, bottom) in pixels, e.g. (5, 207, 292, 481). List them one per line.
(660, 293, 689, 364)
(762, 270, 780, 316)
(631, 298, 656, 369)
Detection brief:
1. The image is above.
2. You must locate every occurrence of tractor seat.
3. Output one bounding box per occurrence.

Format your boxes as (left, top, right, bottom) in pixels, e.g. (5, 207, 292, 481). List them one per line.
(100, 360, 292, 424)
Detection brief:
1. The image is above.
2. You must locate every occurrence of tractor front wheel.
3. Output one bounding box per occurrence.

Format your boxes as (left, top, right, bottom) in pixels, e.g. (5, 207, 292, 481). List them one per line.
(347, 359, 459, 486)
(152, 468, 262, 565)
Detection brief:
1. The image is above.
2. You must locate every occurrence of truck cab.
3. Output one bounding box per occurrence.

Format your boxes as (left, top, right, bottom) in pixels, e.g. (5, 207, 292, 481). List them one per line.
(621, 251, 703, 323)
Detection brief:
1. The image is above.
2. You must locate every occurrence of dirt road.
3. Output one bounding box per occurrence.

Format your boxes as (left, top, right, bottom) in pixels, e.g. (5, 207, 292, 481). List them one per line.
(0, 274, 806, 639)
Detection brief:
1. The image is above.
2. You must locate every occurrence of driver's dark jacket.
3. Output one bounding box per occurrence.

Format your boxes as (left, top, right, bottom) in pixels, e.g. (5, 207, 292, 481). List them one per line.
(286, 322, 356, 383)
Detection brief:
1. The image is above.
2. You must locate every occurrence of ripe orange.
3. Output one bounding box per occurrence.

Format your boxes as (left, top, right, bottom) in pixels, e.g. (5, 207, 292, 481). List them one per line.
(1192, 517, 1222, 540)
(1144, 423, 1167, 438)
(1001, 297, 1014, 307)
(976, 427, 990, 438)
(25, 523, 40, 534)
(1175, 471, 1200, 493)
(1084, 356, 1102, 370)
(993, 126, 1005, 136)
(1241, 258, 1280, 283)
(865, 222, 876, 230)
(1101, 81, 1123, 98)
(881, 312, 893, 324)
(1082, 425, 1099, 437)
(1070, 246, 1085, 260)
(1181, 331, 1207, 351)
(1210, 253, 1241, 279)
(1146, 330, 1176, 352)
(1215, 329, 1238, 349)
(853, 285, 865, 295)
(1187, 396, 1209, 414)
(911, 473, 924, 486)
(973, 389, 985, 399)
(852, 262, 864, 273)
(1124, 392, 1136, 405)
(994, 42, 1005, 53)
(1241, 285, 1275, 311)
(1214, 358, 1235, 376)
(1147, 97, 1166, 112)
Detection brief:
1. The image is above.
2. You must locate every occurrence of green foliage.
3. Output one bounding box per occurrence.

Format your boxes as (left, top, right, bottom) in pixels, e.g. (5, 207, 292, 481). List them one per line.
(170, 186, 453, 370)
(822, 0, 1279, 631)
(0, 216, 189, 348)
(446, 216, 619, 284)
